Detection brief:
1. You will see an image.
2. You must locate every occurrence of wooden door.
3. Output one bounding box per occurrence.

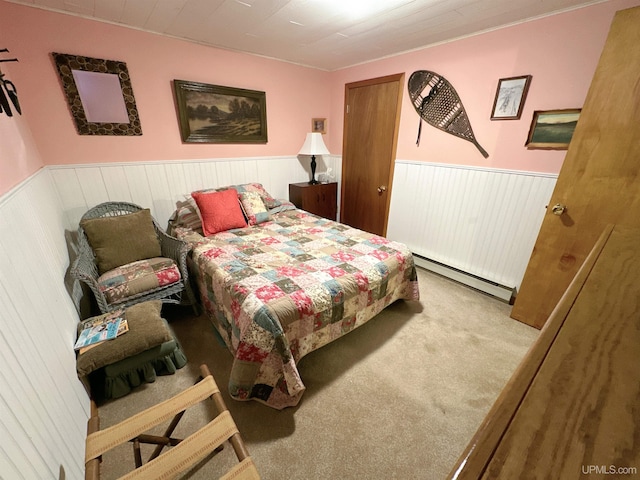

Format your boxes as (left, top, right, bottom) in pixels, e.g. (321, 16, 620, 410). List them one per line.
(511, 6, 640, 329)
(341, 74, 404, 236)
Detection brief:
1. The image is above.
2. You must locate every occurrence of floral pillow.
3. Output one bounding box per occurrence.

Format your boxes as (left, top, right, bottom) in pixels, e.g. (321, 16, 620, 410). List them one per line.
(239, 191, 271, 225)
(211, 183, 281, 209)
(168, 199, 203, 235)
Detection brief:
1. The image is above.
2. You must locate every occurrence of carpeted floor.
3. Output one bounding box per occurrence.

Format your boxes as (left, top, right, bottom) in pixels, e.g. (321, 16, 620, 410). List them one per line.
(96, 267, 539, 479)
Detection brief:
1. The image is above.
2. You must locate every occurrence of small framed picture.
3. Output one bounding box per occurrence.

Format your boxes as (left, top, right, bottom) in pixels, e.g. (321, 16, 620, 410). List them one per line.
(490, 75, 532, 120)
(312, 118, 326, 134)
(525, 109, 581, 150)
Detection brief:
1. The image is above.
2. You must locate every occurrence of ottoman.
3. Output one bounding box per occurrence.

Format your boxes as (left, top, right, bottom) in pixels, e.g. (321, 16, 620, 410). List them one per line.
(76, 300, 187, 403)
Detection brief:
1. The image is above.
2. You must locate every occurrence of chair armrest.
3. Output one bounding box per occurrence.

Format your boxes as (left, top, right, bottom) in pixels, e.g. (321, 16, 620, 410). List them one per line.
(156, 228, 190, 283)
(70, 234, 112, 313)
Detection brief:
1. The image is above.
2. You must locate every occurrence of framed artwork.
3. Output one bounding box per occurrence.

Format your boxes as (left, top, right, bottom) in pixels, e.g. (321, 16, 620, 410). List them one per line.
(312, 117, 326, 134)
(52, 52, 142, 135)
(525, 109, 581, 150)
(490, 75, 532, 120)
(173, 80, 267, 143)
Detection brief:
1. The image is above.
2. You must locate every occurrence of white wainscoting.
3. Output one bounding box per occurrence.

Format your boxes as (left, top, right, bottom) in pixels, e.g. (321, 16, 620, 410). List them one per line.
(387, 160, 557, 296)
(0, 168, 88, 479)
(50, 155, 554, 299)
(50, 155, 342, 231)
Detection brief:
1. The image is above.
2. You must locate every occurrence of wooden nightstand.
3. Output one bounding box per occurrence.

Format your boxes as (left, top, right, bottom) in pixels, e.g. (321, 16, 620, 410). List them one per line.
(288, 182, 337, 220)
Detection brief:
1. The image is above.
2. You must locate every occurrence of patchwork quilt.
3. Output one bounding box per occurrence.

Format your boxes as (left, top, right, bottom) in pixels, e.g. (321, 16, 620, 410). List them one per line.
(177, 208, 420, 409)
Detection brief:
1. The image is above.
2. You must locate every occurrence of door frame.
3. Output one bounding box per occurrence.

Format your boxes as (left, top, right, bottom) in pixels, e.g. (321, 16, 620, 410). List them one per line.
(341, 73, 404, 236)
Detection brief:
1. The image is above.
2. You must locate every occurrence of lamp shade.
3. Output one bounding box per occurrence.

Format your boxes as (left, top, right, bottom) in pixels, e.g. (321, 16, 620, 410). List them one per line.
(298, 132, 330, 156)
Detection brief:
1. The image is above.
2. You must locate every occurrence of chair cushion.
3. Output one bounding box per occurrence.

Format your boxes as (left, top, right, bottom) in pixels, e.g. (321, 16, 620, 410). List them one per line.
(76, 300, 173, 377)
(81, 208, 162, 275)
(98, 257, 181, 305)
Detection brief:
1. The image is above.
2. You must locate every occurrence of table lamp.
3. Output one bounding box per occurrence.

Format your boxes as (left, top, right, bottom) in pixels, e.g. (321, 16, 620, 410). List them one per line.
(298, 132, 330, 184)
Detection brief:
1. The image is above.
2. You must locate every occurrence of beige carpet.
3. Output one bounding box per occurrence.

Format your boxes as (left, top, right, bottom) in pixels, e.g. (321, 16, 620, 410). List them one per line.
(97, 267, 539, 479)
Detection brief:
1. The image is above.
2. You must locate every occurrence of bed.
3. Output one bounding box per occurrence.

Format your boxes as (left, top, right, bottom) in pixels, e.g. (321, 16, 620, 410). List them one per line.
(169, 183, 420, 409)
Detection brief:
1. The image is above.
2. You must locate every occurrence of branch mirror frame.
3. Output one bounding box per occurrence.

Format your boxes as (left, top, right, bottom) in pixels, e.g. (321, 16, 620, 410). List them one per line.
(52, 52, 142, 136)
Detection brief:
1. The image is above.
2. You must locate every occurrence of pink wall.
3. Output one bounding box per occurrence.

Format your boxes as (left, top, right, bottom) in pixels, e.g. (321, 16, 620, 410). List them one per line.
(0, 105, 44, 194)
(327, 0, 640, 173)
(0, 33, 44, 194)
(0, 1, 331, 169)
(1, 0, 638, 196)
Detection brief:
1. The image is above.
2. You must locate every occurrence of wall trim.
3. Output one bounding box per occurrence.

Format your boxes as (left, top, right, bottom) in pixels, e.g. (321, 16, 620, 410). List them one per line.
(45, 154, 342, 170)
(395, 159, 559, 179)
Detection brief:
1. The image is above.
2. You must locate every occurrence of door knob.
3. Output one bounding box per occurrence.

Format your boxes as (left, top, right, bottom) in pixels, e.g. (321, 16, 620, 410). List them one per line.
(551, 203, 567, 215)
(377, 185, 387, 194)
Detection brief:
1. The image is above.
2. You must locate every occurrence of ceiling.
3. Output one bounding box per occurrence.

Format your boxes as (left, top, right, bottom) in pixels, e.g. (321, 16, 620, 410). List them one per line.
(9, 0, 601, 70)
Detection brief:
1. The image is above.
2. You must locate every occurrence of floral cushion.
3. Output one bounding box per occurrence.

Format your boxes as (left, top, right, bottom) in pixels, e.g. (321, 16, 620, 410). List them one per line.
(239, 191, 271, 225)
(192, 182, 281, 209)
(98, 257, 181, 304)
(168, 199, 203, 235)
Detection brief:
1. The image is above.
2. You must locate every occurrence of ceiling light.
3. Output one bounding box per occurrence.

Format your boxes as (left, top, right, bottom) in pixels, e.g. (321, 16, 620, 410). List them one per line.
(323, 0, 406, 19)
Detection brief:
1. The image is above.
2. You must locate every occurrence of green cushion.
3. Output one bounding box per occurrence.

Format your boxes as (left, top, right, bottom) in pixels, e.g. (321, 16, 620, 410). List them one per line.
(90, 339, 187, 401)
(76, 300, 172, 377)
(80, 208, 162, 275)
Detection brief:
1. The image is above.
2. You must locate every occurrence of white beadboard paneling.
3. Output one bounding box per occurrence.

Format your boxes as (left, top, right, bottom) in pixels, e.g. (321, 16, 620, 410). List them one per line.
(50, 155, 319, 230)
(125, 164, 155, 219)
(387, 161, 557, 291)
(101, 165, 134, 202)
(51, 156, 547, 294)
(0, 169, 88, 479)
(50, 167, 86, 230)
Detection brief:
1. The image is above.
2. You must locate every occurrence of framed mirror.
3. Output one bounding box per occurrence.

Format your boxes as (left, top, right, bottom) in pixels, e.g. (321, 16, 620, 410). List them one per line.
(52, 52, 142, 136)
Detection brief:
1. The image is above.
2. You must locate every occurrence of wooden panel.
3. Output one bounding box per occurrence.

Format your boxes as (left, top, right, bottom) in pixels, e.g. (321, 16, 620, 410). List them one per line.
(484, 225, 639, 478)
(387, 161, 557, 289)
(342, 74, 404, 236)
(289, 182, 337, 220)
(448, 225, 613, 480)
(512, 6, 640, 328)
(450, 223, 640, 479)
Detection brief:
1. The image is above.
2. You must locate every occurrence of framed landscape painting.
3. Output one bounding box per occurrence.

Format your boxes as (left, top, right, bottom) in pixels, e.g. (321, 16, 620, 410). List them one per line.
(525, 109, 581, 150)
(173, 80, 267, 143)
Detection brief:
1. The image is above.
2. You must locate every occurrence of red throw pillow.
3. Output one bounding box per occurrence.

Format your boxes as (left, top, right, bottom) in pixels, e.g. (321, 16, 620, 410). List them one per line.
(191, 189, 247, 236)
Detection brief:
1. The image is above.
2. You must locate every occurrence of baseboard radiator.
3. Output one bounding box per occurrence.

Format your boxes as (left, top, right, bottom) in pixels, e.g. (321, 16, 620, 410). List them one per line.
(413, 254, 517, 303)
(387, 161, 558, 301)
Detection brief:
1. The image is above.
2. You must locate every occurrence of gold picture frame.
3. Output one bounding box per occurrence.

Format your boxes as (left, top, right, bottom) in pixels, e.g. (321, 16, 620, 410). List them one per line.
(173, 79, 267, 144)
(525, 109, 581, 150)
(312, 117, 326, 134)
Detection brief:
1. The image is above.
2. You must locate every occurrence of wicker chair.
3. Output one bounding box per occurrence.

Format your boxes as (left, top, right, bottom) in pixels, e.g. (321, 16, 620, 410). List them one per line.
(71, 201, 197, 315)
